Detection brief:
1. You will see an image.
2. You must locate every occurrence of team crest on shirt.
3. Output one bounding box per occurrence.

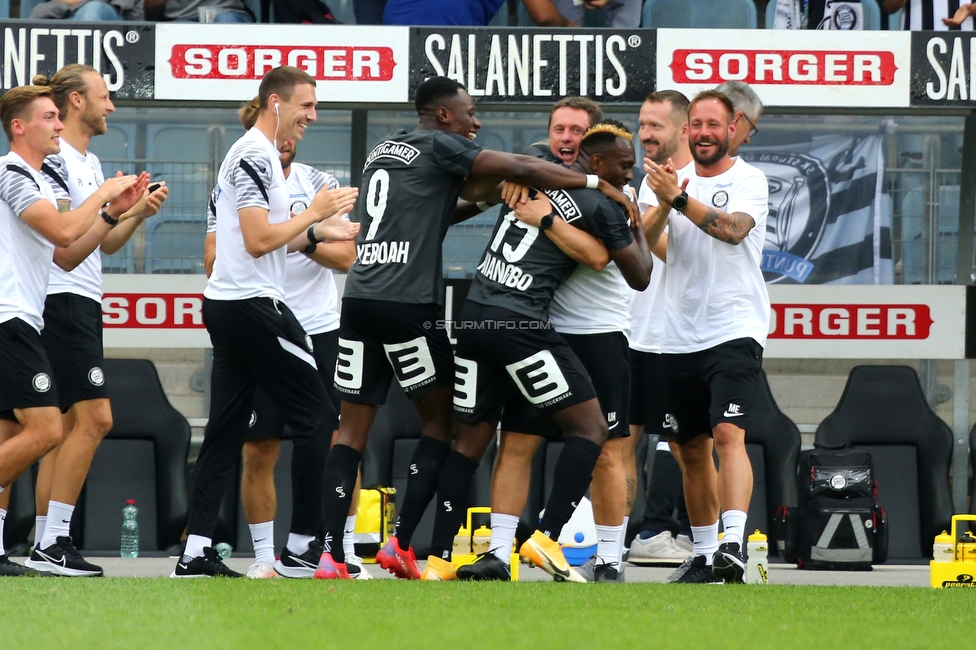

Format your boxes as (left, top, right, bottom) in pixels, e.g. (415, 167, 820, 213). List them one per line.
(291, 200, 307, 215)
(88, 367, 105, 387)
(32, 373, 51, 393)
(711, 190, 729, 208)
(740, 151, 830, 284)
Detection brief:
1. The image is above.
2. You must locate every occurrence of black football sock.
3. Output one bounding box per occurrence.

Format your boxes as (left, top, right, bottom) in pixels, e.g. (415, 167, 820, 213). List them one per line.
(320, 443, 360, 563)
(538, 436, 602, 541)
(393, 436, 451, 548)
(428, 451, 479, 561)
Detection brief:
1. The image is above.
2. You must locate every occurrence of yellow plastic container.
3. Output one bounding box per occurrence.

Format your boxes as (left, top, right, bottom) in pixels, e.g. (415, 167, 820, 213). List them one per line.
(930, 514, 976, 588)
(452, 507, 519, 581)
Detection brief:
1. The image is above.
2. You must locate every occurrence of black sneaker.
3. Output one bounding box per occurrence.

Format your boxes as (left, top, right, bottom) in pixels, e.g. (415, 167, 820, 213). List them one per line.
(594, 562, 623, 583)
(712, 542, 746, 583)
(0, 554, 35, 577)
(171, 547, 243, 578)
(666, 555, 722, 583)
(273, 538, 324, 578)
(25, 537, 103, 577)
(456, 552, 512, 581)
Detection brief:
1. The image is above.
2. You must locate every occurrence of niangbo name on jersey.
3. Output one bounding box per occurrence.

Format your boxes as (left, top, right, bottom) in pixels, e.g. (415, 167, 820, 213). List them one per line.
(357, 240, 410, 265)
(365, 141, 421, 168)
(477, 254, 533, 290)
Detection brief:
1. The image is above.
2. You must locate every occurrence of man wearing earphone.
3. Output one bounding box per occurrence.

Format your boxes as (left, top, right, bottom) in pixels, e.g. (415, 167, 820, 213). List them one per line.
(174, 66, 360, 578)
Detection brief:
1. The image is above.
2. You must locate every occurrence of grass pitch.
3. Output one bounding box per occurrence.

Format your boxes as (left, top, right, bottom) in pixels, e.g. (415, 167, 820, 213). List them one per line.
(0, 579, 970, 649)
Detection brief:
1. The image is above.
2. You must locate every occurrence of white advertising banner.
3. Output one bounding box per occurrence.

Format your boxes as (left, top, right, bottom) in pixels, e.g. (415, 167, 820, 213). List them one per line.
(765, 285, 966, 359)
(102, 274, 209, 348)
(656, 29, 911, 108)
(153, 24, 410, 102)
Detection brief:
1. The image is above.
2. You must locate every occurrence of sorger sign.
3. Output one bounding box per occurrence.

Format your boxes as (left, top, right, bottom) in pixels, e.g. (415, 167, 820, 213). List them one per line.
(764, 285, 965, 359)
(657, 29, 911, 108)
(101, 275, 209, 348)
(154, 23, 409, 103)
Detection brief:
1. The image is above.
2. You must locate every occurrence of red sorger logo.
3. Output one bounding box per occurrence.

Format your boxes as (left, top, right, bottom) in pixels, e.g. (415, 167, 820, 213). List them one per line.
(169, 45, 397, 81)
(669, 50, 897, 86)
(769, 304, 933, 339)
(102, 294, 204, 328)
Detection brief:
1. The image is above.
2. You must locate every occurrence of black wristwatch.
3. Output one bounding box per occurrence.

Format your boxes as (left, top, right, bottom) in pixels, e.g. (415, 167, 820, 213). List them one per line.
(539, 214, 555, 232)
(303, 225, 321, 254)
(671, 191, 689, 213)
(100, 210, 119, 227)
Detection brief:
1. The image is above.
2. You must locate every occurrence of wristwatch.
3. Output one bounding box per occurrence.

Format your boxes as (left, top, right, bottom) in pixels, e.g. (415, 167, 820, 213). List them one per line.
(539, 214, 555, 232)
(100, 210, 119, 227)
(671, 191, 689, 213)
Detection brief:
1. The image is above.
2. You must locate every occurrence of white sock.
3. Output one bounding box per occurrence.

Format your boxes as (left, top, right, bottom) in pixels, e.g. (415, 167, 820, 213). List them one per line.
(655, 440, 671, 452)
(618, 516, 630, 566)
(721, 510, 748, 547)
(249, 521, 275, 565)
(489, 513, 518, 564)
(692, 521, 720, 565)
(0, 508, 7, 556)
(286, 533, 315, 556)
(183, 534, 211, 561)
(596, 524, 623, 565)
(41, 500, 73, 549)
(343, 515, 357, 560)
(34, 516, 46, 548)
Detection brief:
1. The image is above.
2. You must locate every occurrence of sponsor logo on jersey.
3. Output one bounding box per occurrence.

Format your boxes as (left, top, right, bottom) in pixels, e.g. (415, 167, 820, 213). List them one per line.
(365, 140, 421, 167)
(357, 241, 410, 265)
(542, 188, 582, 222)
(88, 367, 105, 387)
(33, 373, 51, 393)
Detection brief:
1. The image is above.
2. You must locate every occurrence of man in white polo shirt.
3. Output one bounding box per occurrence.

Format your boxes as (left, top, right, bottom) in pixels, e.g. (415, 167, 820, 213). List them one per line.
(643, 89, 769, 584)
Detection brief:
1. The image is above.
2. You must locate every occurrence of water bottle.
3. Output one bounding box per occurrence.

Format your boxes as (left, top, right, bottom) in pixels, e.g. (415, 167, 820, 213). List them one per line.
(471, 525, 491, 556)
(120, 499, 139, 558)
(452, 525, 471, 557)
(932, 531, 953, 562)
(745, 530, 768, 584)
(215, 542, 233, 559)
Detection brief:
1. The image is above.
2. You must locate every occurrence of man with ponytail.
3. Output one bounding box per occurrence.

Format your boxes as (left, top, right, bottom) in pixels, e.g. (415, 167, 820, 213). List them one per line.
(20, 66, 158, 577)
(0, 82, 138, 575)
(174, 66, 359, 578)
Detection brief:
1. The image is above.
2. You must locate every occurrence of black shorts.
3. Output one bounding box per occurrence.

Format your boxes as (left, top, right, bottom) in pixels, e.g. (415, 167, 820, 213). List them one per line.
(0, 317, 60, 414)
(41, 293, 107, 411)
(453, 302, 596, 425)
(661, 337, 764, 444)
(246, 330, 341, 440)
(630, 349, 670, 435)
(334, 298, 454, 404)
(501, 331, 630, 440)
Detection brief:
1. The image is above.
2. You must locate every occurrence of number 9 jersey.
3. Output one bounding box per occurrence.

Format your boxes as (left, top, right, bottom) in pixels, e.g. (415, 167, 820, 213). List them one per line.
(342, 129, 482, 306)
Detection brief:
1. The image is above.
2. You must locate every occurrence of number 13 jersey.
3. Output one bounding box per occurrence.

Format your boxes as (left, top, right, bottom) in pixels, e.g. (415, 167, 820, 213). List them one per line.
(342, 129, 482, 306)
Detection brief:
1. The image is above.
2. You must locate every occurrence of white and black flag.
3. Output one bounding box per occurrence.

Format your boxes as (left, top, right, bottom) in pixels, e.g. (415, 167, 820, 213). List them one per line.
(741, 135, 892, 285)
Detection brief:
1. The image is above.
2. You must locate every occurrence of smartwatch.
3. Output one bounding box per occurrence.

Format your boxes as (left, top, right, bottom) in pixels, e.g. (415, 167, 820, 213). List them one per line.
(671, 191, 689, 213)
(539, 214, 555, 232)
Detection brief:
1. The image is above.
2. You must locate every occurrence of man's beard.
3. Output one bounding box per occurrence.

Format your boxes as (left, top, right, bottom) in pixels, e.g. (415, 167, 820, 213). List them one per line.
(644, 136, 678, 165)
(82, 107, 108, 136)
(691, 135, 730, 167)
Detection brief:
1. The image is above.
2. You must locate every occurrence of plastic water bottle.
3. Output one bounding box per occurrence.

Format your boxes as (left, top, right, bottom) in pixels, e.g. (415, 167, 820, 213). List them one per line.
(120, 500, 139, 558)
(933, 531, 953, 562)
(215, 542, 233, 559)
(745, 530, 768, 584)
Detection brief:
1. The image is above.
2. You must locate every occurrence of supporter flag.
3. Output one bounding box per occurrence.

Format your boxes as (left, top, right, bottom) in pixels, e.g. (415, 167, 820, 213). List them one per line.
(741, 135, 892, 285)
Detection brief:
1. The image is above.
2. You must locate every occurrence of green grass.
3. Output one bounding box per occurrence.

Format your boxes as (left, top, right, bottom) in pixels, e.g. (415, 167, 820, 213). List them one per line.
(0, 580, 971, 649)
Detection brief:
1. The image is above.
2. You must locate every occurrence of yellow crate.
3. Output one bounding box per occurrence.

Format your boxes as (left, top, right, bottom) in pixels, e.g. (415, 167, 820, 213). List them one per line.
(930, 514, 976, 588)
(452, 507, 520, 581)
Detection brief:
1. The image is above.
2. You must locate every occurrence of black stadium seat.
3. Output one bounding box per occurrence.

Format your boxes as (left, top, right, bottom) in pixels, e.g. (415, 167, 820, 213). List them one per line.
(74, 359, 191, 553)
(815, 365, 953, 559)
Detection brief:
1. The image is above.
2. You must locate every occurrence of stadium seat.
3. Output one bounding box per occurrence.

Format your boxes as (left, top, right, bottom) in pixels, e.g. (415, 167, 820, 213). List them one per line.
(73, 359, 192, 553)
(517, 0, 608, 26)
(489, 1, 509, 25)
(329, 0, 356, 23)
(744, 370, 801, 555)
(643, 0, 757, 28)
(814, 365, 953, 559)
(18, 0, 41, 17)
